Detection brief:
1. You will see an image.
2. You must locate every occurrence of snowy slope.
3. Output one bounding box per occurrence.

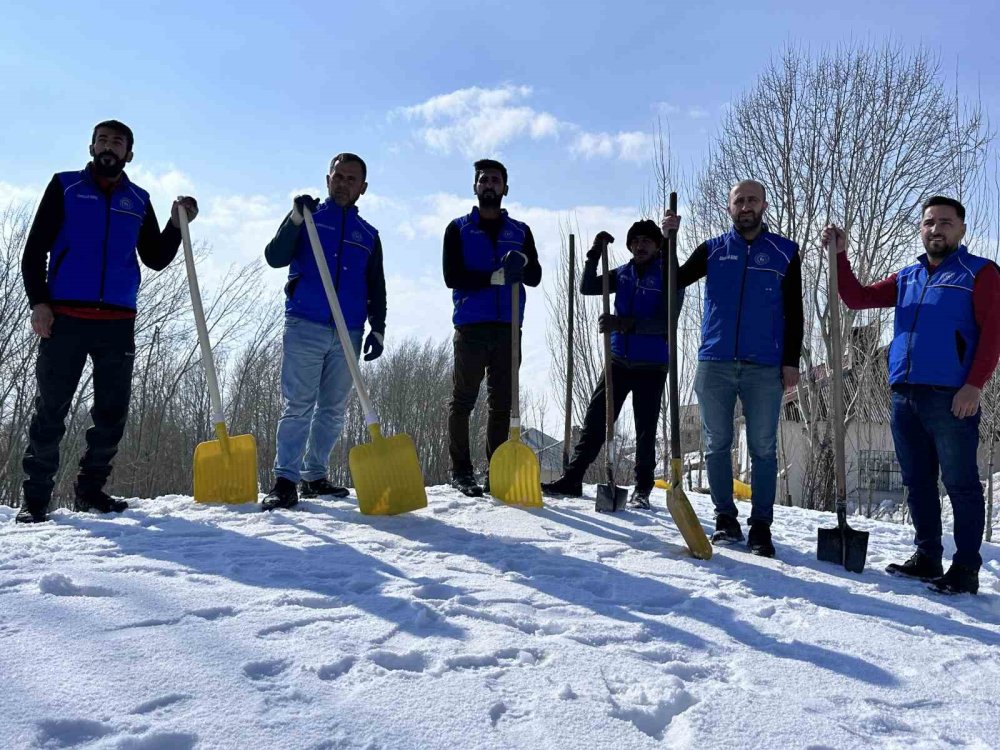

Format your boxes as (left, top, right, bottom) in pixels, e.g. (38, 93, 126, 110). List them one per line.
(2, 487, 999, 750)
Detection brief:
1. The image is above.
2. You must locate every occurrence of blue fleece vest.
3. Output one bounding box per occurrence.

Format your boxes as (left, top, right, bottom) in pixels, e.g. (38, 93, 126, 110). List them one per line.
(451, 207, 528, 326)
(47, 169, 150, 310)
(285, 200, 377, 330)
(699, 227, 798, 366)
(611, 260, 669, 365)
(889, 246, 990, 387)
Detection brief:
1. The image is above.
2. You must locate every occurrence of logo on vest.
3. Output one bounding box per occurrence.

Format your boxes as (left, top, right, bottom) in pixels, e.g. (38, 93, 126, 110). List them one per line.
(352, 230, 363, 242)
(77, 194, 98, 201)
(120, 198, 134, 211)
(932, 271, 964, 287)
(754, 252, 770, 266)
(504, 230, 513, 238)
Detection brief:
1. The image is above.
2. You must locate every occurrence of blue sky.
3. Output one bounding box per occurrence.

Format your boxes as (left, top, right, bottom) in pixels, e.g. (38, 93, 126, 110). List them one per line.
(2, 1, 998, 428)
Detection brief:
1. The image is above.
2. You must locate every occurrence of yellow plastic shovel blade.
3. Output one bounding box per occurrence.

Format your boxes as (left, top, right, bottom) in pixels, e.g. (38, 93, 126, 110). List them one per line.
(733, 478, 752, 501)
(193, 431, 258, 504)
(655, 461, 712, 560)
(489, 433, 543, 508)
(350, 425, 427, 515)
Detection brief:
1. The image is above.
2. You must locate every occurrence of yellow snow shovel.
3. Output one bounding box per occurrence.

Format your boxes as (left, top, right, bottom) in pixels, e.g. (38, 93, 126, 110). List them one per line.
(178, 205, 258, 504)
(301, 206, 427, 515)
(489, 284, 543, 507)
(662, 192, 712, 559)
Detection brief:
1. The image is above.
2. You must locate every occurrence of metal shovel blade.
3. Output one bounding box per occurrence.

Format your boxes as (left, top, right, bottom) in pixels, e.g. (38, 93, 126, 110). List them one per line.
(817, 512, 870, 574)
(595, 476, 627, 513)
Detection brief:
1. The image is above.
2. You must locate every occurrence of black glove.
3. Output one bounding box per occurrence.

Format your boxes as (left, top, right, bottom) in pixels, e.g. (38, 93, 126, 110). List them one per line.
(170, 196, 199, 226)
(363, 331, 384, 361)
(587, 231, 615, 261)
(501, 251, 527, 284)
(293, 194, 320, 218)
(598, 314, 634, 334)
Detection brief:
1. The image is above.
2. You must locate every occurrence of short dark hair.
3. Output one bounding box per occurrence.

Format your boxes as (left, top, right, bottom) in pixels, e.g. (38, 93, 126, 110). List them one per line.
(92, 120, 134, 151)
(474, 158, 508, 185)
(329, 152, 367, 180)
(923, 195, 966, 221)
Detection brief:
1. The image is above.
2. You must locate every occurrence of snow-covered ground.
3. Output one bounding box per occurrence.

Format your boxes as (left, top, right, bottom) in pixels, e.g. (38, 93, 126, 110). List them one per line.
(2, 487, 999, 750)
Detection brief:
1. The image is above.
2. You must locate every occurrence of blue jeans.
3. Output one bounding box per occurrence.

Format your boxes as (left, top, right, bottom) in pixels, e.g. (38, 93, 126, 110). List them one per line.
(694, 360, 784, 525)
(891, 385, 984, 569)
(274, 316, 361, 483)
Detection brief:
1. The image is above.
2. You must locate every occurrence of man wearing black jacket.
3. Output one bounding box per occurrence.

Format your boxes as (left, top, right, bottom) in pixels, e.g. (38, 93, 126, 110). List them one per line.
(16, 120, 198, 524)
(443, 159, 542, 496)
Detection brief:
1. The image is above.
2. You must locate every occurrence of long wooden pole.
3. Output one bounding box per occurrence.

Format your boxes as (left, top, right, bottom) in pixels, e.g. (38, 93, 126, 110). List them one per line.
(563, 234, 575, 472)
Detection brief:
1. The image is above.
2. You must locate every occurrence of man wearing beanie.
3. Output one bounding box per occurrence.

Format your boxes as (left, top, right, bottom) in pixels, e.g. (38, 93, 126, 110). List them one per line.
(543, 219, 678, 509)
(663, 180, 802, 557)
(16, 120, 199, 524)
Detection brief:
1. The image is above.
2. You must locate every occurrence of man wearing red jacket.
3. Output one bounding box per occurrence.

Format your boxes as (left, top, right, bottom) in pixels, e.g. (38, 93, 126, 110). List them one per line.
(825, 196, 1000, 594)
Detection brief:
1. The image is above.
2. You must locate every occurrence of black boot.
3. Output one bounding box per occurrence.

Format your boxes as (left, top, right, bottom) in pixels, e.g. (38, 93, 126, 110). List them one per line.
(15, 499, 49, 524)
(929, 563, 979, 595)
(747, 522, 775, 558)
(450, 473, 483, 498)
(541, 474, 583, 497)
(73, 483, 128, 514)
(627, 487, 652, 510)
(262, 477, 299, 511)
(885, 552, 944, 581)
(711, 514, 744, 544)
(299, 478, 350, 499)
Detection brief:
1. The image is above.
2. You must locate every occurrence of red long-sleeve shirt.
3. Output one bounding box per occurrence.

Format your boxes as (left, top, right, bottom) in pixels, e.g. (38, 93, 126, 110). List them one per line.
(837, 252, 1000, 388)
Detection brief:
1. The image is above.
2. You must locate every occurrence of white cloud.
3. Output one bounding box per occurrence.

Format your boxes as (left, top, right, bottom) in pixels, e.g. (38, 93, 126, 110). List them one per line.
(397, 85, 565, 157)
(397, 85, 653, 164)
(0, 181, 41, 207)
(654, 101, 712, 120)
(570, 131, 653, 163)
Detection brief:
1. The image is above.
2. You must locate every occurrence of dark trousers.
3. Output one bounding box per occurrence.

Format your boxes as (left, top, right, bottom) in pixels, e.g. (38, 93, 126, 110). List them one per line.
(566, 360, 666, 490)
(891, 385, 985, 569)
(448, 323, 516, 477)
(22, 316, 136, 504)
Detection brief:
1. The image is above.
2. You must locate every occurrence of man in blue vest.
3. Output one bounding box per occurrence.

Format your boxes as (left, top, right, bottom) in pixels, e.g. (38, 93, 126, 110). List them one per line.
(543, 221, 679, 508)
(262, 153, 387, 511)
(664, 180, 803, 557)
(443, 159, 542, 496)
(826, 196, 1000, 595)
(16, 120, 199, 524)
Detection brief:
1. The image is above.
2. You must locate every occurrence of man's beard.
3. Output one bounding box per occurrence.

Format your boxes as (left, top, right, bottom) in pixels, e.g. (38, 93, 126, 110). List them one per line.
(478, 190, 502, 210)
(924, 236, 959, 260)
(732, 209, 763, 234)
(93, 151, 126, 179)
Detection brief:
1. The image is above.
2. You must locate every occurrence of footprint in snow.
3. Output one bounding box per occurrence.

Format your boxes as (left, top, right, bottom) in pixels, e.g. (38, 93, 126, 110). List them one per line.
(315, 656, 357, 681)
(410, 582, 463, 600)
(242, 658, 291, 680)
(439, 647, 544, 675)
(367, 649, 428, 673)
(116, 732, 198, 750)
(604, 675, 699, 741)
(186, 606, 236, 621)
(34, 718, 114, 748)
(130, 693, 191, 715)
(38, 573, 116, 598)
